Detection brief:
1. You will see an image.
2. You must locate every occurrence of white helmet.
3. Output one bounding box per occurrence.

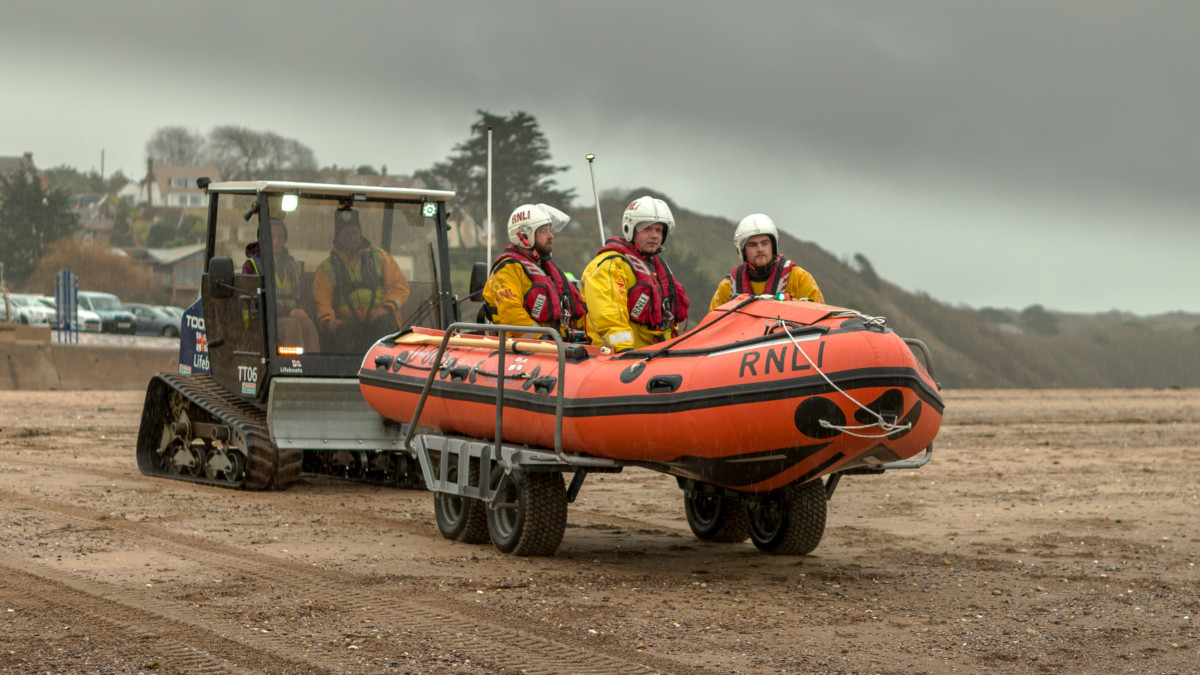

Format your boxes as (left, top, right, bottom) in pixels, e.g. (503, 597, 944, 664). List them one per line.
(507, 203, 568, 248)
(621, 196, 675, 243)
(733, 213, 778, 259)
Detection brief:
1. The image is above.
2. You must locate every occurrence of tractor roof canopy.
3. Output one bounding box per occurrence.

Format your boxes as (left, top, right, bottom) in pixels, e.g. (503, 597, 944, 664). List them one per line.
(204, 180, 455, 202)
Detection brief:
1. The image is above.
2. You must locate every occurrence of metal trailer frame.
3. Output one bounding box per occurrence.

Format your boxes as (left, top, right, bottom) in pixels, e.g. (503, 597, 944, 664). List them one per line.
(397, 322, 621, 507)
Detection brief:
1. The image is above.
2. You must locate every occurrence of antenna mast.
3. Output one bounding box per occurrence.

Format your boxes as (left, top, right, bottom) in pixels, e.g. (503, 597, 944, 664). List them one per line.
(586, 154, 604, 245)
(486, 127, 494, 263)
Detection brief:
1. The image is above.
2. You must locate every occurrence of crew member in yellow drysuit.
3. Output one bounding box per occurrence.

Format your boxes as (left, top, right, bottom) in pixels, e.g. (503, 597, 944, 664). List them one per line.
(481, 203, 586, 339)
(709, 214, 823, 311)
(581, 196, 690, 352)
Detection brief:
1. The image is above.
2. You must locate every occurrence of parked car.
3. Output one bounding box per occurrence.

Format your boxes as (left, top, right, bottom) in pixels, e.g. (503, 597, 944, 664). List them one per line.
(76, 291, 138, 334)
(35, 296, 103, 332)
(0, 292, 55, 324)
(125, 303, 181, 337)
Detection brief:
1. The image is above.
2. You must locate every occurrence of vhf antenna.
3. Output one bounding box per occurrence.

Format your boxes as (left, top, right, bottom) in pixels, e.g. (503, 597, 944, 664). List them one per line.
(585, 154, 605, 245)
(486, 126, 494, 263)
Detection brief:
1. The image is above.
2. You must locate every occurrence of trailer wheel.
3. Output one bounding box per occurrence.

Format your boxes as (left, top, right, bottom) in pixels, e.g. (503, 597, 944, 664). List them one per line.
(486, 468, 567, 556)
(434, 460, 489, 544)
(684, 492, 749, 543)
(746, 478, 826, 555)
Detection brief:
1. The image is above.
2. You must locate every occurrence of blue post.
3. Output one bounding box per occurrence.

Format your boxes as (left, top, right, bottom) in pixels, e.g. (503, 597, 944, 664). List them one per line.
(54, 270, 79, 344)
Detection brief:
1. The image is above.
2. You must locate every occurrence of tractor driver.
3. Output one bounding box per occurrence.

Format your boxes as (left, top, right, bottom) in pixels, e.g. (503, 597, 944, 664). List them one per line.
(709, 213, 823, 311)
(312, 206, 411, 353)
(481, 203, 587, 340)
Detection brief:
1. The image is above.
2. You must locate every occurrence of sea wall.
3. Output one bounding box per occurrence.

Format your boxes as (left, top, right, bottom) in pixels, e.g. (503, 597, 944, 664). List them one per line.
(0, 327, 176, 391)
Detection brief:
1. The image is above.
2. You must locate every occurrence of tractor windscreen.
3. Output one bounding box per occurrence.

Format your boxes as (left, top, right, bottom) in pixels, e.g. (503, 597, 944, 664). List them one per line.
(212, 191, 443, 358)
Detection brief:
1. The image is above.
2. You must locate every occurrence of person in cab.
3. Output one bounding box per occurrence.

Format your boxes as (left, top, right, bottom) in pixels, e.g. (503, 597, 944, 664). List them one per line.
(580, 196, 689, 352)
(312, 207, 410, 353)
(709, 214, 823, 311)
(481, 203, 587, 340)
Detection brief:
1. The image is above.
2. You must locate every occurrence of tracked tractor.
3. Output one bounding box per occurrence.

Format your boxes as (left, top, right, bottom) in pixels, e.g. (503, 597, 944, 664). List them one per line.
(135, 180, 458, 490)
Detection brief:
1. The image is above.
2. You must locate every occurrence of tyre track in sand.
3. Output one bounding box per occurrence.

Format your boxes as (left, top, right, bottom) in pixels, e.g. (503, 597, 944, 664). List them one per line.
(0, 558, 326, 675)
(0, 487, 713, 674)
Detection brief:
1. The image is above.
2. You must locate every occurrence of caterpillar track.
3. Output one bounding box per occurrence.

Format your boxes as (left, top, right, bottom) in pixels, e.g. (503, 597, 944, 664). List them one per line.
(135, 372, 302, 490)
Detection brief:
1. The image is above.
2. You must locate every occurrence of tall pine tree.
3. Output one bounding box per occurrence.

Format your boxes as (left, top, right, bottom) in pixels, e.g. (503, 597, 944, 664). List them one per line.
(0, 164, 79, 288)
(416, 111, 576, 248)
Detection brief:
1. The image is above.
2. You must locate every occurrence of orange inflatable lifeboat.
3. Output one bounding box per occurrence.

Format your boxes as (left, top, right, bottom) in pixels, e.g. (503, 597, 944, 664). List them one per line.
(359, 295, 943, 494)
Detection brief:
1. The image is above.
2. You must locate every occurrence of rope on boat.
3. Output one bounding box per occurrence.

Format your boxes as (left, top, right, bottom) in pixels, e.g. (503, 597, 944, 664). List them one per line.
(627, 294, 761, 368)
(776, 316, 913, 439)
(393, 355, 533, 381)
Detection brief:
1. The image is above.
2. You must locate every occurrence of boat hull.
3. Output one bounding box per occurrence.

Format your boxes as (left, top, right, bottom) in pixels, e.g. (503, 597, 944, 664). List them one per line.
(359, 298, 943, 493)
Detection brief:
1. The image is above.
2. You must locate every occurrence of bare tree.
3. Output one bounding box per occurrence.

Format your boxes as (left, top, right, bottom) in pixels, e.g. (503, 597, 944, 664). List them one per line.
(145, 126, 205, 166)
(208, 125, 318, 181)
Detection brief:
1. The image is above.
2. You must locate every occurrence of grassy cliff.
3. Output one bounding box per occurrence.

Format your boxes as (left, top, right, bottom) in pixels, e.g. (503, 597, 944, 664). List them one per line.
(453, 193, 1200, 389)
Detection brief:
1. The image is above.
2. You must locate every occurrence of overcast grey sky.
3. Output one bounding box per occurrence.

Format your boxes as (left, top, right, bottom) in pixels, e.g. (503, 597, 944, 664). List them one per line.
(4, 1, 1198, 314)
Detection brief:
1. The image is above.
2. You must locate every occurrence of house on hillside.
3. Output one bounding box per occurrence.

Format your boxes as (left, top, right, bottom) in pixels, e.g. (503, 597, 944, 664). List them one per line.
(0, 152, 49, 191)
(133, 166, 221, 208)
(446, 208, 485, 248)
(315, 168, 428, 190)
(71, 193, 115, 243)
(0, 152, 35, 177)
(116, 182, 140, 205)
(128, 243, 206, 306)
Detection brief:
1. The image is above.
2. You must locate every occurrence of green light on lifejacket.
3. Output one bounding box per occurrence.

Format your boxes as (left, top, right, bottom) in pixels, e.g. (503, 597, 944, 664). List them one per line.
(422, 202, 437, 218)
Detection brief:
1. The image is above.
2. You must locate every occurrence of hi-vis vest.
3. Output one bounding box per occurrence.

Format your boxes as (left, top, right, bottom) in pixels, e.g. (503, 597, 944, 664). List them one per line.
(273, 256, 303, 311)
(595, 237, 689, 331)
(246, 252, 301, 311)
(325, 247, 385, 316)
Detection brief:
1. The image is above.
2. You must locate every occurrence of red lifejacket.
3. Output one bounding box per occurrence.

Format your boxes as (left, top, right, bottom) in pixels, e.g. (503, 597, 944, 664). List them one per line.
(492, 246, 586, 327)
(596, 238, 690, 330)
(731, 255, 796, 296)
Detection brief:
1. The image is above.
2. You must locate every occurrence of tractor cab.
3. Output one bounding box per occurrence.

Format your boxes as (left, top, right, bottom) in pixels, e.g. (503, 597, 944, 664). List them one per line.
(136, 180, 458, 490)
(201, 180, 456, 398)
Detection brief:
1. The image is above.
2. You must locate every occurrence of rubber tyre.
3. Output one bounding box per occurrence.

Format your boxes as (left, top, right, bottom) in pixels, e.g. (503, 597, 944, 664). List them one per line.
(486, 468, 567, 556)
(747, 479, 827, 555)
(434, 460, 489, 544)
(162, 325, 179, 338)
(684, 491, 750, 543)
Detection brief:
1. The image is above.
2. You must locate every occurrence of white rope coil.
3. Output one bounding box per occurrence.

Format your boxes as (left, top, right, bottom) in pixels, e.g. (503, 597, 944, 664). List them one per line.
(777, 316, 913, 439)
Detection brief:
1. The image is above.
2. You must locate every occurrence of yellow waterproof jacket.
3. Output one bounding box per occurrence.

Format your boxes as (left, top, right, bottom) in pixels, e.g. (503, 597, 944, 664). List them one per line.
(313, 244, 410, 327)
(708, 265, 824, 311)
(581, 252, 679, 352)
(481, 261, 584, 338)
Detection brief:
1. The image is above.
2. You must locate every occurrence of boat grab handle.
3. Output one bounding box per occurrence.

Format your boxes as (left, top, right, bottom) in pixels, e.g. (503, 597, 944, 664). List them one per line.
(646, 374, 682, 393)
(903, 338, 936, 380)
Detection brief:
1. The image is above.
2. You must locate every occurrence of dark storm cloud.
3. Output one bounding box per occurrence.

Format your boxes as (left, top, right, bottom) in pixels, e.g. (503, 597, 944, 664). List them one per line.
(4, 1, 1198, 312)
(9, 1, 1197, 206)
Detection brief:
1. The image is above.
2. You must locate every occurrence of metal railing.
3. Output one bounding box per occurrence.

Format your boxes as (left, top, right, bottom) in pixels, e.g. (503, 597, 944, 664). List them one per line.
(401, 322, 570, 457)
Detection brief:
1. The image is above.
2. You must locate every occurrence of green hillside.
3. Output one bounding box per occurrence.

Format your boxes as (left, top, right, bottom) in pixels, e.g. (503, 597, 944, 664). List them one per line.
(455, 192, 1200, 389)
